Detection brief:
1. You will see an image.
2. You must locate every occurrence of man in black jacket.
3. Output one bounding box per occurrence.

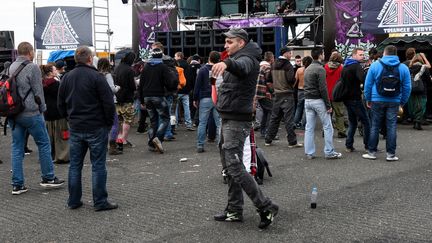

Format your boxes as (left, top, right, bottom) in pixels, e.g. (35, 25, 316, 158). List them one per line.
(211, 28, 278, 229)
(175, 52, 195, 131)
(265, 47, 302, 148)
(139, 48, 177, 153)
(58, 46, 117, 211)
(341, 48, 370, 152)
(114, 52, 136, 151)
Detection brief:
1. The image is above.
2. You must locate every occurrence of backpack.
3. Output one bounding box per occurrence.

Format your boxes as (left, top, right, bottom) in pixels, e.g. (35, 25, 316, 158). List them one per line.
(410, 65, 426, 95)
(377, 60, 401, 97)
(332, 78, 350, 102)
(0, 61, 31, 117)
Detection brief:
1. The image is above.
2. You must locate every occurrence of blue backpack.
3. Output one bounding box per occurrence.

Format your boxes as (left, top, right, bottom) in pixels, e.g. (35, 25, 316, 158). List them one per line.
(377, 60, 401, 97)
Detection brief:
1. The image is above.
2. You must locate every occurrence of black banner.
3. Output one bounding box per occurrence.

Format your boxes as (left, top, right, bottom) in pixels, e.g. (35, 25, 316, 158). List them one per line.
(362, 0, 432, 34)
(35, 7, 93, 50)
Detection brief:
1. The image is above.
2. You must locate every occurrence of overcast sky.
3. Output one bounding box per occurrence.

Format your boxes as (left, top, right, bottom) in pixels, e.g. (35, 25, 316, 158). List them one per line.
(0, 0, 132, 51)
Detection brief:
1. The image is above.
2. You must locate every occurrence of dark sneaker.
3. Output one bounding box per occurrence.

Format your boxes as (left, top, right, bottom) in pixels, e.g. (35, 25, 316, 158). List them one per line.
(94, 201, 118, 212)
(197, 147, 205, 153)
(337, 132, 347, 138)
(68, 201, 84, 210)
(222, 169, 228, 184)
(345, 147, 356, 153)
(306, 154, 315, 160)
(152, 137, 164, 154)
(214, 211, 243, 222)
(24, 147, 33, 155)
(258, 204, 279, 229)
(54, 160, 70, 164)
(12, 185, 28, 195)
(187, 127, 196, 131)
(123, 140, 136, 148)
(264, 141, 272, 146)
(40, 177, 65, 188)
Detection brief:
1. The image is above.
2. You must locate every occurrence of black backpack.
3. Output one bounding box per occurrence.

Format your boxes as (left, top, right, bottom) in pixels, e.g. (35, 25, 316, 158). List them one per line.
(410, 65, 426, 95)
(332, 78, 350, 102)
(377, 60, 401, 97)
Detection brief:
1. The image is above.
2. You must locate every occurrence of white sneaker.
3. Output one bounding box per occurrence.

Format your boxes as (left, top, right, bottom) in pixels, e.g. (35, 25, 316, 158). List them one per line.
(386, 155, 399, 161)
(362, 153, 377, 160)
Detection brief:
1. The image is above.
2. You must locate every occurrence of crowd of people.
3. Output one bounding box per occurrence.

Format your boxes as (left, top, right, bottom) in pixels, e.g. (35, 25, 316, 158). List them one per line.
(1, 26, 431, 229)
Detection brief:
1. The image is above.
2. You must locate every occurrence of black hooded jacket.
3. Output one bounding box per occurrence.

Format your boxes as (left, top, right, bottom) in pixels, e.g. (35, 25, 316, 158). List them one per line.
(114, 52, 136, 103)
(270, 56, 295, 94)
(217, 41, 262, 121)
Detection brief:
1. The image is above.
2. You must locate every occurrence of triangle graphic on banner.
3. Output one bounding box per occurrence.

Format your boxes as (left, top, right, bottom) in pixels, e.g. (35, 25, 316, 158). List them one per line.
(41, 8, 79, 46)
(379, 0, 432, 27)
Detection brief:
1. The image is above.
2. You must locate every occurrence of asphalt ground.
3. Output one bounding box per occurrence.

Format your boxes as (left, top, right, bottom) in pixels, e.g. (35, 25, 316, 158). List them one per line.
(1, 122, 432, 242)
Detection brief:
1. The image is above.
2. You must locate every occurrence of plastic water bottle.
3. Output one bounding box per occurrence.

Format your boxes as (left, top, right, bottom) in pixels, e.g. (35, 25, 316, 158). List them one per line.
(311, 187, 318, 209)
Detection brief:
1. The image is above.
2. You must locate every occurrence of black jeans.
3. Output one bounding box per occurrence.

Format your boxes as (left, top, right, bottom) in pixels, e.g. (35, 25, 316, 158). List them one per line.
(265, 94, 297, 145)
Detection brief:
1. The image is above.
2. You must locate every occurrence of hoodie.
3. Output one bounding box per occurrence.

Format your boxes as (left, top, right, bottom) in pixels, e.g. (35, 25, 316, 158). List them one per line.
(139, 58, 176, 101)
(217, 41, 262, 121)
(364, 55, 411, 105)
(270, 56, 295, 94)
(193, 64, 213, 101)
(341, 58, 364, 100)
(324, 61, 343, 101)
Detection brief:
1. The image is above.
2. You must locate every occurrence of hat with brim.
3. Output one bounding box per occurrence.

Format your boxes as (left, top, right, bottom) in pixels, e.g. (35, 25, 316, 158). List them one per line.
(222, 28, 249, 42)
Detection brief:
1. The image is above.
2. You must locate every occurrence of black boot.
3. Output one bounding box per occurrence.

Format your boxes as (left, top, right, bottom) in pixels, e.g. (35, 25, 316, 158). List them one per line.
(116, 142, 124, 153)
(109, 141, 122, 155)
(415, 122, 423, 130)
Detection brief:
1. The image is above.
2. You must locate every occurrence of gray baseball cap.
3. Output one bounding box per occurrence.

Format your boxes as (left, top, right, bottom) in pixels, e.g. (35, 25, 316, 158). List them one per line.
(222, 28, 249, 42)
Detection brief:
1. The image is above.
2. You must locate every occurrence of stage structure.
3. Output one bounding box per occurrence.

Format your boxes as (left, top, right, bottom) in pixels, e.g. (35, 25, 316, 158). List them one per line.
(132, 0, 324, 59)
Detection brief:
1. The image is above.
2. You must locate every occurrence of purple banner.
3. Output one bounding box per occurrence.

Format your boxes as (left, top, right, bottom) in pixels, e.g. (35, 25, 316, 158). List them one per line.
(134, 1, 177, 59)
(324, 0, 376, 59)
(213, 17, 283, 29)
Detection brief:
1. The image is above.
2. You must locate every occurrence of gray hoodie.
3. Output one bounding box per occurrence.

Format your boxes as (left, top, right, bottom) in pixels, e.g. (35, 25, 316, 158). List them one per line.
(8, 56, 46, 118)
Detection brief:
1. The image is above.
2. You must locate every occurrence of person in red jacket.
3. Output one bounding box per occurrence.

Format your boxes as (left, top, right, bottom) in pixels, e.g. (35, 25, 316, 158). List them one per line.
(324, 52, 347, 138)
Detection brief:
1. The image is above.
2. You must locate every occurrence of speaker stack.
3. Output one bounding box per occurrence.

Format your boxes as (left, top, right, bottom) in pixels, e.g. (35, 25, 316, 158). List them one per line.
(155, 26, 301, 58)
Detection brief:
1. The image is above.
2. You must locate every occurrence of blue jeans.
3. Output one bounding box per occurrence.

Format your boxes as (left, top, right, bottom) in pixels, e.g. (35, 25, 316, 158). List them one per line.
(145, 96, 170, 145)
(10, 114, 55, 186)
(68, 127, 110, 208)
(294, 89, 305, 126)
(344, 100, 371, 150)
(176, 94, 192, 128)
(304, 99, 336, 156)
(197, 98, 220, 148)
(368, 102, 399, 155)
(164, 95, 174, 138)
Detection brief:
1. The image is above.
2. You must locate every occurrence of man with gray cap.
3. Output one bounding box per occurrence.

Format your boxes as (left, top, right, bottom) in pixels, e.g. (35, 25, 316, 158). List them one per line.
(265, 46, 302, 148)
(211, 28, 279, 229)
